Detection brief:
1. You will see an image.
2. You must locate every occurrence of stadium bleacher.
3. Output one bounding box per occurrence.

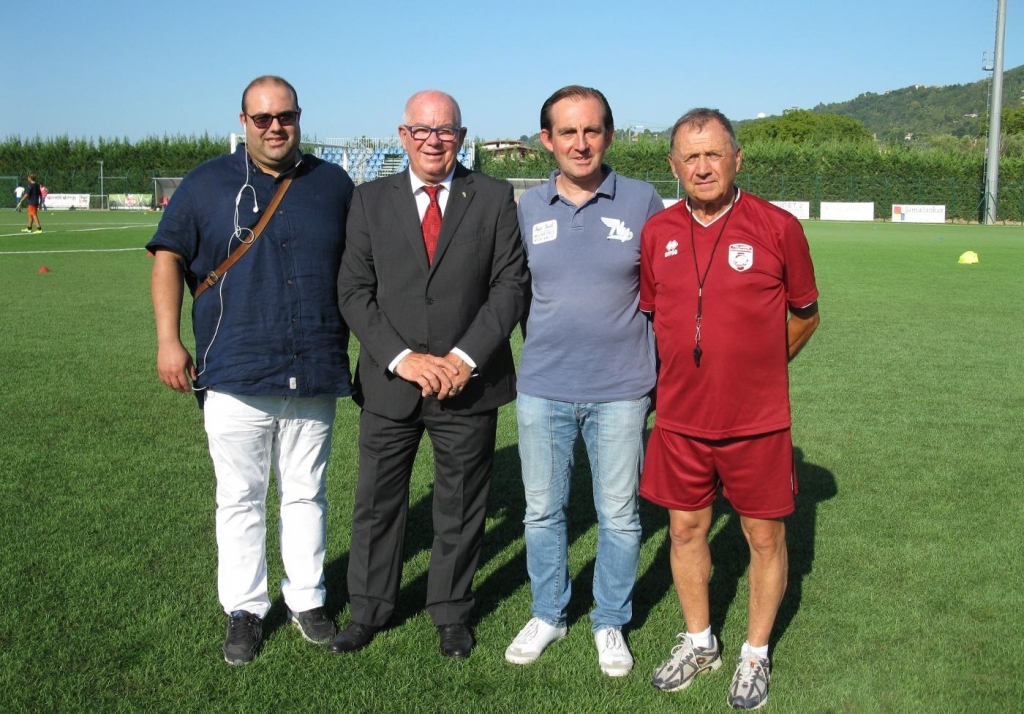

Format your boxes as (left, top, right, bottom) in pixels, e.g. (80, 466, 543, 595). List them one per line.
(312, 138, 475, 185)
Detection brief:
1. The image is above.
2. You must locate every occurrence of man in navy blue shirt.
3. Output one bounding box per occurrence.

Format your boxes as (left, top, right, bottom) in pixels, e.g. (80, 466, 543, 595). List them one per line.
(147, 76, 354, 666)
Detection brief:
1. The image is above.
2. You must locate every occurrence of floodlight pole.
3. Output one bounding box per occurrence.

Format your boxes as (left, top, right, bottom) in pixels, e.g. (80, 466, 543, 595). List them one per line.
(98, 160, 104, 210)
(984, 0, 1007, 225)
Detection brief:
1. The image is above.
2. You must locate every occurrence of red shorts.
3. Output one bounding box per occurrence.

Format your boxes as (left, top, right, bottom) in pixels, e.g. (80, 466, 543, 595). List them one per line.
(27, 205, 38, 218)
(640, 426, 797, 519)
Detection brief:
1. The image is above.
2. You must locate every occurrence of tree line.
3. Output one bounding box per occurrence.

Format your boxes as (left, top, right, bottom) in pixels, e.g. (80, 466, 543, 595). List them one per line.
(480, 123, 1024, 222)
(3, 130, 1023, 222)
(0, 135, 227, 195)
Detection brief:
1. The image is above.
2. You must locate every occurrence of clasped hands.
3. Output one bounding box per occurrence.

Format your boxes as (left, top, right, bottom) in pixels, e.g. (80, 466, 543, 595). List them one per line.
(395, 352, 472, 399)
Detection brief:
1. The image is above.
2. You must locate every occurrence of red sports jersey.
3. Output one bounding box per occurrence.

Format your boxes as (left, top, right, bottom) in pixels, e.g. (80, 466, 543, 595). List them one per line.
(639, 191, 818, 439)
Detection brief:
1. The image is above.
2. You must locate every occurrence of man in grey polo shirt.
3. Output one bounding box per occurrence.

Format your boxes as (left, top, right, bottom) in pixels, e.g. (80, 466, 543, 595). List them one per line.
(505, 85, 663, 677)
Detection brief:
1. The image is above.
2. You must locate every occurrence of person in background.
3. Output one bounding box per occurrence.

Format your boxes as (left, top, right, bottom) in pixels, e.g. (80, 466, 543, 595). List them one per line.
(21, 175, 42, 232)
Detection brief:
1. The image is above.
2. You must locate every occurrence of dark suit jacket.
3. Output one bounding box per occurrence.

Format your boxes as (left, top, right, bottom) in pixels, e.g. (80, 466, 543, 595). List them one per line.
(338, 164, 528, 420)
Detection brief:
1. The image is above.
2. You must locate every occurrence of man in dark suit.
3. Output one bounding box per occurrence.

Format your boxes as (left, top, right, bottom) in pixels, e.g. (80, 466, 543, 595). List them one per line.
(332, 90, 528, 659)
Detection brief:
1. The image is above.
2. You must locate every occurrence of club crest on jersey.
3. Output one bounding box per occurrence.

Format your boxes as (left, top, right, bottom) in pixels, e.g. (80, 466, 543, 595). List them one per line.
(728, 243, 753, 272)
(532, 219, 558, 245)
(665, 240, 679, 257)
(601, 217, 634, 242)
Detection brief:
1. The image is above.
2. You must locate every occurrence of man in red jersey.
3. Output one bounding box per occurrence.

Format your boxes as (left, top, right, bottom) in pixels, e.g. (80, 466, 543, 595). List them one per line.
(640, 108, 819, 711)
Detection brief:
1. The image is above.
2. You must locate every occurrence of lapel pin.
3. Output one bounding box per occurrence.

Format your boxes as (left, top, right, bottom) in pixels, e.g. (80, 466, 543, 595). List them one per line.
(462, 192, 466, 198)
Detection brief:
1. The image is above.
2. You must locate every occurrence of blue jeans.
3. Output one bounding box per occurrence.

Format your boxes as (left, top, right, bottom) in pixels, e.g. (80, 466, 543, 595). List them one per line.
(516, 392, 650, 631)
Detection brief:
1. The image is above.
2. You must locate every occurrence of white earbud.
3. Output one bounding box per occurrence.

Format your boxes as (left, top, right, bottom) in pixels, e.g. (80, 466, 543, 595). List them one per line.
(235, 184, 259, 213)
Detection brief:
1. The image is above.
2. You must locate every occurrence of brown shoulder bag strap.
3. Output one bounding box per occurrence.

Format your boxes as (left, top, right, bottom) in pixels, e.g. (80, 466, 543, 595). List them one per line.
(192, 174, 295, 300)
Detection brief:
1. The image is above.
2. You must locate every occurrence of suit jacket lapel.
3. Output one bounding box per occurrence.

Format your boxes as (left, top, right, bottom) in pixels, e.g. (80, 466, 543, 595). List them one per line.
(431, 164, 474, 271)
(390, 170, 431, 271)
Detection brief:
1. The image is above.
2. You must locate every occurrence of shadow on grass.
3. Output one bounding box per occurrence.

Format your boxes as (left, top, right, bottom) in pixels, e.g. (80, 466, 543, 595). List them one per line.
(303, 441, 529, 633)
(268, 437, 834, 650)
(773, 447, 837, 645)
(631, 445, 837, 650)
(479, 433, 674, 631)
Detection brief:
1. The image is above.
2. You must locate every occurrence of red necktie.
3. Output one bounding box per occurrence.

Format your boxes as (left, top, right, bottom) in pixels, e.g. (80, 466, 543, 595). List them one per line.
(421, 185, 442, 264)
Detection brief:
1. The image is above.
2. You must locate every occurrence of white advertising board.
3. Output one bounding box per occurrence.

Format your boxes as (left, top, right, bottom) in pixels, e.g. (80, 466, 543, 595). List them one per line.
(44, 193, 90, 210)
(771, 201, 810, 220)
(820, 202, 874, 222)
(892, 204, 945, 223)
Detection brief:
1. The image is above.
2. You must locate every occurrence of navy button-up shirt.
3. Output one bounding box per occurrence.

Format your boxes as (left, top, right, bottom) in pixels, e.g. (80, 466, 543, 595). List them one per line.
(147, 148, 354, 399)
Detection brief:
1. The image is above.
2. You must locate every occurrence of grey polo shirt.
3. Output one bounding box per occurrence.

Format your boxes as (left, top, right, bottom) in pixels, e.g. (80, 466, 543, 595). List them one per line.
(516, 166, 663, 403)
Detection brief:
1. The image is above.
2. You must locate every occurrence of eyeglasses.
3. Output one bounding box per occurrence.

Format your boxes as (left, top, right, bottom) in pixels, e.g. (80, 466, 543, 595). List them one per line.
(403, 125, 461, 142)
(246, 109, 301, 129)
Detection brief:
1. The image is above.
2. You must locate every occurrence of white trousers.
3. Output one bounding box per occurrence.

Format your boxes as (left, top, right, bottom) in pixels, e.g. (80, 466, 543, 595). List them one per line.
(203, 389, 336, 617)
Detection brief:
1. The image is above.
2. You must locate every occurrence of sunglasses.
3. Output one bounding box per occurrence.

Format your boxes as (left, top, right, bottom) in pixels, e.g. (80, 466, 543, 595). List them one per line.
(245, 109, 301, 129)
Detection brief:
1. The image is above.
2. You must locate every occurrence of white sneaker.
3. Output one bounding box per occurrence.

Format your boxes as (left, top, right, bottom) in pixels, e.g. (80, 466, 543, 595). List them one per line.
(594, 627, 634, 677)
(505, 617, 567, 664)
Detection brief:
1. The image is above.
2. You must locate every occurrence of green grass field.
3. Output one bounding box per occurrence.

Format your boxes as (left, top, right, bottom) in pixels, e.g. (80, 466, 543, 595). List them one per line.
(1, 210, 1022, 713)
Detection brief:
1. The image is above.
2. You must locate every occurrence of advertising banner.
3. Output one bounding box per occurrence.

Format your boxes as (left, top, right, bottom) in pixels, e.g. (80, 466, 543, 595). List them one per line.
(109, 193, 153, 210)
(892, 204, 946, 223)
(820, 202, 874, 222)
(43, 193, 90, 210)
(771, 201, 810, 220)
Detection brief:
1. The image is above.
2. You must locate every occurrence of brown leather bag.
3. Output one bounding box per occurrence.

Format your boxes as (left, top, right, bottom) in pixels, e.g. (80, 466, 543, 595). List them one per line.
(192, 175, 294, 300)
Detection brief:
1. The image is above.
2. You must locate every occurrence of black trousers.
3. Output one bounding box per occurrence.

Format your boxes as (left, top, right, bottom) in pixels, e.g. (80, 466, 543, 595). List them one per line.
(347, 399, 498, 627)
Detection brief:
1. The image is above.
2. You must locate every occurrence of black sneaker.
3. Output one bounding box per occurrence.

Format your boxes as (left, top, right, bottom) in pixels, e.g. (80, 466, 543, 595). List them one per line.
(287, 606, 337, 644)
(223, 610, 263, 665)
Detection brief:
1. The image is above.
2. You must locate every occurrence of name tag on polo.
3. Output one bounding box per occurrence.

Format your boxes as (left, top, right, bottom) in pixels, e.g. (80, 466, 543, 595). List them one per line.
(532, 220, 558, 244)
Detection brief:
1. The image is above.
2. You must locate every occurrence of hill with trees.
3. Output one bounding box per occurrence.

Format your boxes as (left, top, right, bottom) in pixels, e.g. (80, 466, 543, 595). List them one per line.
(516, 65, 1024, 147)
(810, 63, 1024, 140)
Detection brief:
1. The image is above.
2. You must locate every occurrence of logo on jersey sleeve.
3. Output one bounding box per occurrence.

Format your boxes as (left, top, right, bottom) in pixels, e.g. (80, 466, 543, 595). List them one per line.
(601, 217, 634, 242)
(532, 220, 558, 245)
(728, 243, 753, 272)
(664, 240, 679, 257)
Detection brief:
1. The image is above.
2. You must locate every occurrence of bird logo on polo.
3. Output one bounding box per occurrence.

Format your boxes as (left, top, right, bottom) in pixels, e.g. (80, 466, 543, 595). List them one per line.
(728, 243, 753, 272)
(664, 240, 679, 257)
(601, 217, 634, 242)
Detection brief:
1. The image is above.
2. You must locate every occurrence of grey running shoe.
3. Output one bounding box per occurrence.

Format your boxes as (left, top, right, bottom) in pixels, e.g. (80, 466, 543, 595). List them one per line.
(287, 606, 337, 644)
(223, 610, 263, 666)
(728, 652, 771, 710)
(651, 633, 722, 692)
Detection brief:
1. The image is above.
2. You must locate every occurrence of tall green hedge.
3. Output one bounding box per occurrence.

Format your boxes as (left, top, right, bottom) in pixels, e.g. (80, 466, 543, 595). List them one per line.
(0, 135, 230, 194)
(3, 135, 1022, 222)
(479, 138, 1024, 222)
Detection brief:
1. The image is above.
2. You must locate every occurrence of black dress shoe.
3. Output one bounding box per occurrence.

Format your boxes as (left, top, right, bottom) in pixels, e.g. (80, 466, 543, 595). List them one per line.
(438, 623, 475, 659)
(328, 622, 380, 653)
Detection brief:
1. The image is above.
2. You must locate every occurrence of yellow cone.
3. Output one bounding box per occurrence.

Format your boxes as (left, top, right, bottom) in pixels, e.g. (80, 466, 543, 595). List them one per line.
(958, 251, 979, 264)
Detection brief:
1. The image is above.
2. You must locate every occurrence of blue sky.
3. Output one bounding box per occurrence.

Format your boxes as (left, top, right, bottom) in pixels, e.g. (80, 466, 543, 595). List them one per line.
(2, 0, 1020, 143)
